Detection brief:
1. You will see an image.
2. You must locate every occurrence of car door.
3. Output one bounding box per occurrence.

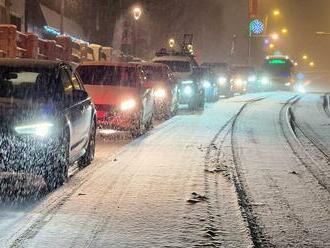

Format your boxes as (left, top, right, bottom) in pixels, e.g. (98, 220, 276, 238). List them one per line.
(60, 67, 81, 159)
(61, 67, 91, 159)
(70, 71, 93, 151)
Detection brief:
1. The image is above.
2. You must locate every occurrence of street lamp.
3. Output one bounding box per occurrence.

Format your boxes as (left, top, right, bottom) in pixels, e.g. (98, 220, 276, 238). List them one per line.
(309, 61, 315, 67)
(271, 33, 279, 41)
(302, 55, 308, 60)
(269, 43, 275, 49)
(273, 9, 280, 16)
(281, 28, 288, 34)
(169, 38, 175, 48)
(133, 7, 142, 20)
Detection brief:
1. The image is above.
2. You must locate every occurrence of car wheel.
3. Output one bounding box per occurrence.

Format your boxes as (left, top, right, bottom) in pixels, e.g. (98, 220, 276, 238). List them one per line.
(78, 120, 96, 168)
(130, 110, 143, 138)
(199, 98, 205, 109)
(44, 128, 69, 191)
(188, 99, 198, 111)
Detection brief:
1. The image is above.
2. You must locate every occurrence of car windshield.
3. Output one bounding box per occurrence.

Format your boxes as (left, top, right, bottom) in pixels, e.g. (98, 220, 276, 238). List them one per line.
(142, 66, 167, 81)
(231, 67, 255, 76)
(263, 63, 293, 77)
(0, 67, 55, 102)
(154, 60, 191, 73)
(77, 65, 137, 87)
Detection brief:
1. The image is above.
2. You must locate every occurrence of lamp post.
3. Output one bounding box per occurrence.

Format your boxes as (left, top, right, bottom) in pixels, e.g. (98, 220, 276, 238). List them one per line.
(132, 6, 142, 56)
(60, 0, 64, 34)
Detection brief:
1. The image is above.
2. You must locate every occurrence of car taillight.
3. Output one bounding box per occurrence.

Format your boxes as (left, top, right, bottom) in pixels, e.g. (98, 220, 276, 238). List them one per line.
(97, 111, 106, 119)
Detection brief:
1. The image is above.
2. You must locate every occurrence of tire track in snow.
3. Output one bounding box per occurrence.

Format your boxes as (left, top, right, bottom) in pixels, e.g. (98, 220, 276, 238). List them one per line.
(281, 96, 330, 193)
(196, 96, 271, 248)
(229, 98, 275, 248)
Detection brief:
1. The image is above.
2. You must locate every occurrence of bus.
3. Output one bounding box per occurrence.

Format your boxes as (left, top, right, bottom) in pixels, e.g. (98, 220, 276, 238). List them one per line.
(263, 55, 295, 90)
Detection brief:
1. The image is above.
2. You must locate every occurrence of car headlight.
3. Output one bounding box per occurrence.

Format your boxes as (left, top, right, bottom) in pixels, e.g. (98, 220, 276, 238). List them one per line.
(248, 75, 257, 82)
(14, 122, 54, 137)
(296, 85, 306, 94)
(261, 77, 269, 85)
(234, 78, 244, 87)
(218, 77, 227, 86)
(154, 88, 166, 98)
(202, 81, 211, 88)
(285, 82, 291, 87)
(183, 85, 194, 96)
(120, 99, 136, 111)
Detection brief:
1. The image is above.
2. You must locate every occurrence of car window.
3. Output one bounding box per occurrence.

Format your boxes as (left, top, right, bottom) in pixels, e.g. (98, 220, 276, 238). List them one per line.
(154, 60, 191, 73)
(60, 69, 73, 94)
(0, 67, 56, 103)
(77, 65, 137, 87)
(72, 73, 83, 90)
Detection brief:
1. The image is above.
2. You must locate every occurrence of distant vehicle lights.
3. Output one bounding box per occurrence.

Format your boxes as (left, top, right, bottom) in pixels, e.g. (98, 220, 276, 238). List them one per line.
(183, 85, 194, 96)
(154, 88, 167, 98)
(218, 77, 227, 85)
(202, 81, 211, 88)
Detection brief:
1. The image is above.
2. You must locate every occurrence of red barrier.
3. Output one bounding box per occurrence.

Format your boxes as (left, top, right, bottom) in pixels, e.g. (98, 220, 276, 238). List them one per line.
(0, 25, 17, 58)
(26, 33, 39, 59)
(56, 36, 72, 61)
(45, 40, 57, 60)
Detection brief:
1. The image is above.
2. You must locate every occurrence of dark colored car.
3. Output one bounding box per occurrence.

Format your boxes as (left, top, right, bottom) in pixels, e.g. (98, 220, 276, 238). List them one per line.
(141, 62, 179, 119)
(202, 62, 231, 97)
(0, 59, 96, 190)
(198, 66, 219, 102)
(178, 69, 205, 110)
(76, 62, 154, 137)
(229, 65, 256, 95)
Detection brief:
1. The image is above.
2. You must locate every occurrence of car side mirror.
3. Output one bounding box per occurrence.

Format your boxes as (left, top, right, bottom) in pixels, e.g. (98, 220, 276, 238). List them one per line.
(72, 89, 89, 102)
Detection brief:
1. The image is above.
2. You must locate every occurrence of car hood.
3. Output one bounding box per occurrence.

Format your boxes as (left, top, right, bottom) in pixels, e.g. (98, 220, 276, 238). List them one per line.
(84, 85, 140, 106)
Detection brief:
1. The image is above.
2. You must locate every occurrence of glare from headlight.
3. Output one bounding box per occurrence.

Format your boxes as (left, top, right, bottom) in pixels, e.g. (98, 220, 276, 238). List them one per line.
(183, 85, 194, 96)
(234, 78, 244, 87)
(261, 77, 270, 85)
(218, 77, 227, 85)
(296, 85, 306, 94)
(154, 88, 166, 98)
(203, 81, 211, 88)
(248, 75, 257, 82)
(120, 99, 136, 111)
(14, 122, 54, 137)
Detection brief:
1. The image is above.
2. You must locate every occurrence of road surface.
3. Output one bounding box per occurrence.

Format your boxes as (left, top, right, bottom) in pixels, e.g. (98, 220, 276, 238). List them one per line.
(0, 92, 329, 248)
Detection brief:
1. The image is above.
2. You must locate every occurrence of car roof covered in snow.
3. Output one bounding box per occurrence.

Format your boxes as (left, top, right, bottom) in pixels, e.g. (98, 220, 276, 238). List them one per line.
(78, 61, 140, 68)
(152, 55, 192, 62)
(0, 58, 67, 69)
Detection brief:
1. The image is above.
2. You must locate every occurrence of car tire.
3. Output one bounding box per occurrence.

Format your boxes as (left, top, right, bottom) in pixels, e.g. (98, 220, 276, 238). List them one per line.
(130, 110, 144, 138)
(188, 99, 198, 111)
(44, 128, 69, 191)
(78, 120, 96, 168)
(200, 98, 205, 109)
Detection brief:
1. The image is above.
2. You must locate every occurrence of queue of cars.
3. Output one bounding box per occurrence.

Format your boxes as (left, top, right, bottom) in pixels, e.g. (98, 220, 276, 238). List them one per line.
(0, 48, 298, 191)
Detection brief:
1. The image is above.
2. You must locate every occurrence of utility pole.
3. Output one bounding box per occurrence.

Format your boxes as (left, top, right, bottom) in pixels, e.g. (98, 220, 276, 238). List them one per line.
(60, 0, 64, 34)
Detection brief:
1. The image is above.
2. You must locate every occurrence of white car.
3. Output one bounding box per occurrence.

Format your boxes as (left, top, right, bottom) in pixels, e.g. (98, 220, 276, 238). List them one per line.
(152, 54, 197, 80)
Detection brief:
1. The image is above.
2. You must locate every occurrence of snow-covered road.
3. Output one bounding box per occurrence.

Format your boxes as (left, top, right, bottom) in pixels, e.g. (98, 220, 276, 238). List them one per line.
(0, 92, 329, 247)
